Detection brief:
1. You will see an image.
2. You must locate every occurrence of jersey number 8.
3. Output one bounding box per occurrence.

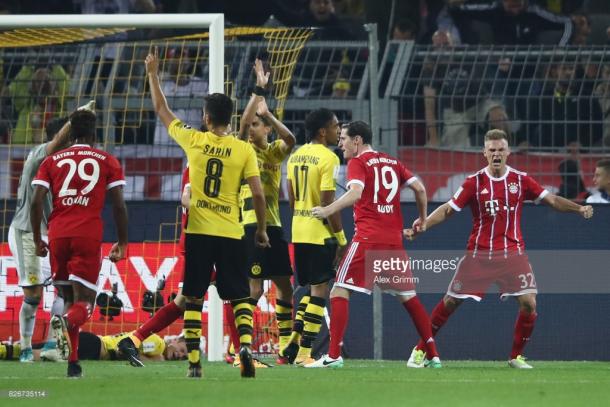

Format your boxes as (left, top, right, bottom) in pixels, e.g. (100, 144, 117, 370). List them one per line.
(204, 158, 223, 198)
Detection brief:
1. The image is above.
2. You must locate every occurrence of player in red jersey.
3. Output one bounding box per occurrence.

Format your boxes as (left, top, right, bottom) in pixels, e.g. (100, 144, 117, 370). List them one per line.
(30, 109, 128, 377)
(304, 121, 441, 368)
(406, 129, 594, 369)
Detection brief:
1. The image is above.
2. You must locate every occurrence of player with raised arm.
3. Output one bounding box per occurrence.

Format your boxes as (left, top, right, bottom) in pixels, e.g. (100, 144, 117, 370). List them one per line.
(279, 107, 346, 366)
(237, 59, 297, 364)
(406, 129, 594, 369)
(146, 47, 269, 378)
(8, 114, 74, 363)
(305, 121, 441, 368)
(30, 108, 128, 378)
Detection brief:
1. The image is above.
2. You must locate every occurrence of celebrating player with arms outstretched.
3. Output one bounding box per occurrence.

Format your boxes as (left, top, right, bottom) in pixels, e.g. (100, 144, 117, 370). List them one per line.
(306, 121, 441, 368)
(406, 129, 593, 369)
(31, 108, 128, 377)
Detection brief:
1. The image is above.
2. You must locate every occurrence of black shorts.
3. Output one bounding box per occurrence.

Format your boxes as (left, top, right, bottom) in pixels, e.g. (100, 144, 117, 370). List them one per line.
(78, 331, 102, 360)
(245, 226, 293, 279)
(293, 240, 337, 286)
(183, 233, 249, 300)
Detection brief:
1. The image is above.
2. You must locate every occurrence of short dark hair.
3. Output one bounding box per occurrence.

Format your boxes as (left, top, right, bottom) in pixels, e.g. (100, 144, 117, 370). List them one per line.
(69, 110, 96, 141)
(342, 120, 372, 144)
(484, 129, 509, 143)
(204, 93, 233, 127)
(304, 108, 335, 141)
(597, 159, 610, 173)
(45, 117, 69, 142)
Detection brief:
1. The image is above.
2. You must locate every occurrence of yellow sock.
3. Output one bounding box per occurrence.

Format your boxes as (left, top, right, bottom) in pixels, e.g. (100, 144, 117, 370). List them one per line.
(232, 299, 254, 347)
(183, 303, 202, 365)
(301, 295, 325, 349)
(275, 299, 293, 350)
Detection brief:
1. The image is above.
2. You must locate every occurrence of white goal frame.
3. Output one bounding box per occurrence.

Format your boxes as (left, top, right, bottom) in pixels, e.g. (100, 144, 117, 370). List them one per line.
(0, 13, 226, 362)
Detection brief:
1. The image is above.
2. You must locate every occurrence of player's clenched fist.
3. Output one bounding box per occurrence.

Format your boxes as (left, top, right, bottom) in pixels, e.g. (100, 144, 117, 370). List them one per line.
(580, 205, 593, 219)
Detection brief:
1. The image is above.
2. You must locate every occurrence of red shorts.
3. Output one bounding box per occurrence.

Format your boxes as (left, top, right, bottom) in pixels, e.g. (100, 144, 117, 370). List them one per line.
(447, 253, 537, 301)
(335, 241, 416, 296)
(49, 237, 102, 292)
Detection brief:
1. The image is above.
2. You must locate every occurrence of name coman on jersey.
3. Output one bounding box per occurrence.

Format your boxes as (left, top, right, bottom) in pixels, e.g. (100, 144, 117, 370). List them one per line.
(32, 144, 126, 242)
(347, 151, 417, 246)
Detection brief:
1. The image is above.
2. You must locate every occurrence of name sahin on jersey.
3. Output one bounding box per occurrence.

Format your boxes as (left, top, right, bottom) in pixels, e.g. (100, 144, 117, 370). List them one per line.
(202, 145, 232, 157)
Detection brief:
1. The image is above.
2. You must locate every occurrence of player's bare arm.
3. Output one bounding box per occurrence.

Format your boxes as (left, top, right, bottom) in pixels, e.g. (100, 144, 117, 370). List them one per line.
(287, 179, 295, 210)
(44, 119, 71, 155)
(108, 186, 128, 262)
(542, 193, 594, 219)
(311, 183, 363, 219)
(408, 179, 428, 232)
(404, 202, 455, 241)
(238, 58, 269, 140)
(146, 46, 177, 130)
(257, 98, 296, 153)
(181, 184, 191, 209)
(246, 175, 270, 248)
(29, 185, 49, 257)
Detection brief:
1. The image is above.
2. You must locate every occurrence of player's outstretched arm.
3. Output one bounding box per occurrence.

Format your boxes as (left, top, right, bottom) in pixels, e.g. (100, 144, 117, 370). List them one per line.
(44, 119, 71, 155)
(238, 58, 269, 140)
(405, 202, 455, 241)
(246, 175, 271, 248)
(146, 47, 177, 130)
(257, 98, 296, 153)
(311, 183, 362, 219)
(542, 193, 594, 219)
(30, 186, 49, 257)
(108, 186, 128, 262)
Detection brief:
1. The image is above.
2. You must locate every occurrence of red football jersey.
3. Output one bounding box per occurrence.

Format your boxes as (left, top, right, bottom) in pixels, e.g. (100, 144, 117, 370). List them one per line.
(32, 144, 125, 242)
(178, 166, 189, 253)
(347, 151, 417, 246)
(449, 166, 548, 255)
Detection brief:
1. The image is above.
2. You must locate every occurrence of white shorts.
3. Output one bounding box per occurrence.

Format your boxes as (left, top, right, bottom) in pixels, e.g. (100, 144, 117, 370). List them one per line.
(8, 225, 51, 287)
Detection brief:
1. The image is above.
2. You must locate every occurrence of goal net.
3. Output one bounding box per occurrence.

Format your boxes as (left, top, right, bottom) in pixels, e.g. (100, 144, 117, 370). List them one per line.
(0, 14, 313, 361)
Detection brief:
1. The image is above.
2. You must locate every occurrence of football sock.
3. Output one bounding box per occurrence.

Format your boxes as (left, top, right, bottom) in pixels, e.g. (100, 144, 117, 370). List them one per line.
(134, 301, 182, 343)
(403, 296, 439, 358)
(47, 295, 65, 341)
(0, 343, 20, 360)
(65, 302, 91, 329)
(232, 298, 254, 347)
(511, 310, 537, 359)
(67, 325, 80, 363)
(415, 299, 453, 352)
(19, 297, 39, 349)
(223, 302, 240, 352)
(328, 296, 349, 359)
(300, 295, 326, 353)
(183, 302, 202, 365)
(275, 299, 293, 350)
(290, 294, 310, 345)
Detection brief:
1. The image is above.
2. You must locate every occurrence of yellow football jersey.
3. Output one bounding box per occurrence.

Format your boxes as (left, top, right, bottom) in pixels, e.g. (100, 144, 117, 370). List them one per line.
(100, 332, 166, 359)
(287, 143, 340, 244)
(240, 140, 288, 227)
(168, 119, 260, 239)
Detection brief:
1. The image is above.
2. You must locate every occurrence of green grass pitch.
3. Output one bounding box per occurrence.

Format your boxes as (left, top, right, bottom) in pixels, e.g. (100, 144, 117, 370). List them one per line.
(1, 360, 609, 406)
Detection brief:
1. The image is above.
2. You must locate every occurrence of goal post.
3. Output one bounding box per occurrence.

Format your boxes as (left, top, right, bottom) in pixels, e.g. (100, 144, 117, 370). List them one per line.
(0, 13, 229, 361)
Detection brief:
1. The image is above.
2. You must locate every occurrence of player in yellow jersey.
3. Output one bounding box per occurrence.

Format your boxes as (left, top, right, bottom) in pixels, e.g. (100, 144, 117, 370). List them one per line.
(237, 59, 296, 364)
(146, 47, 269, 379)
(1, 332, 186, 362)
(281, 108, 347, 365)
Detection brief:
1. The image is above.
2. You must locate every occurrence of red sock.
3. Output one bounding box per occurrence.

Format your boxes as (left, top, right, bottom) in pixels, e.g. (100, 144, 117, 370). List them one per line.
(415, 299, 453, 352)
(65, 302, 90, 329)
(328, 297, 349, 359)
(68, 326, 80, 363)
(223, 302, 240, 351)
(134, 301, 183, 342)
(510, 311, 537, 359)
(403, 297, 438, 358)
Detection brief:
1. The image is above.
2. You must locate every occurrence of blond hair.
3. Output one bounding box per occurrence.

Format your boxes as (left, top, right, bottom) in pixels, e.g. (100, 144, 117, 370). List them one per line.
(484, 129, 509, 143)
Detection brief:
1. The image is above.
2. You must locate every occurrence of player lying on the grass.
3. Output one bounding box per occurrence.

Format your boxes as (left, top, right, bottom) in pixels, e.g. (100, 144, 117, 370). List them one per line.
(31, 108, 128, 378)
(0, 331, 186, 362)
(308, 120, 441, 368)
(237, 59, 296, 365)
(405, 129, 594, 369)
